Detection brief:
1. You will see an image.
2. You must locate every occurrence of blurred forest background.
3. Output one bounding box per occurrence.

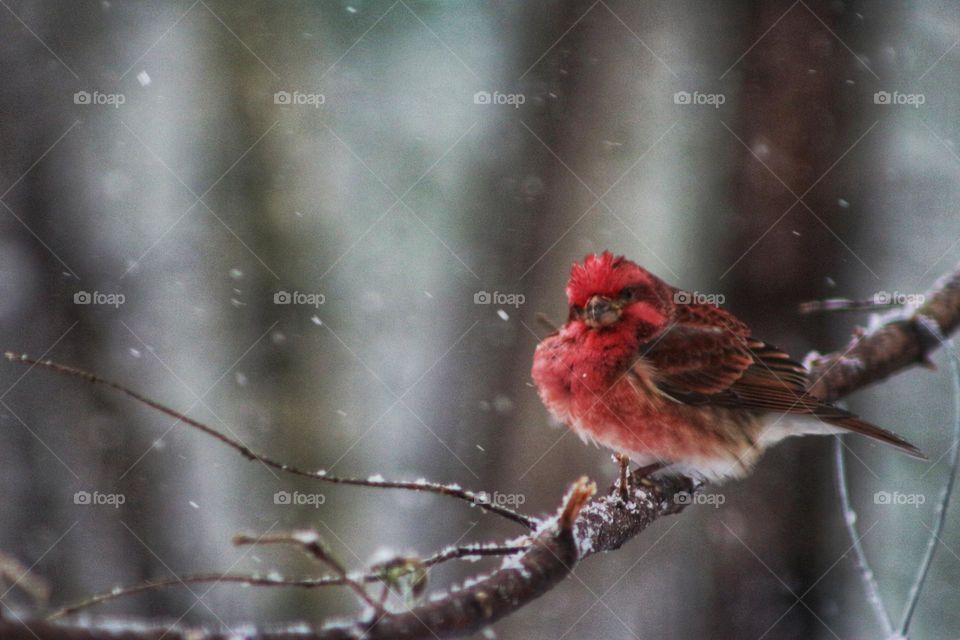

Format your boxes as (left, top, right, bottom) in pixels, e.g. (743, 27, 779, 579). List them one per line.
(1, 1, 959, 638)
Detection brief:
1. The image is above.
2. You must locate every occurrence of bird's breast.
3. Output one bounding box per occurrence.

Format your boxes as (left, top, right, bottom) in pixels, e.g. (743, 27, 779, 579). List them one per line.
(533, 332, 764, 472)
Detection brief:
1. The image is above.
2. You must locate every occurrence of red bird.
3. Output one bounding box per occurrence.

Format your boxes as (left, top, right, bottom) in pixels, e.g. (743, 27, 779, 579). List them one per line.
(531, 251, 925, 483)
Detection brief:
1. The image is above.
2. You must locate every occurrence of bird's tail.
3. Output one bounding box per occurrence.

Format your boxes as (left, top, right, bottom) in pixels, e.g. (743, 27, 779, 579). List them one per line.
(822, 412, 927, 460)
(758, 410, 927, 460)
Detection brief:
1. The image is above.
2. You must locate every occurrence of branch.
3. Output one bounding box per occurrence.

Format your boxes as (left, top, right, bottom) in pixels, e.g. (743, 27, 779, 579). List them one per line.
(1, 353, 536, 530)
(805, 263, 960, 401)
(4, 261, 960, 640)
(48, 542, 529, 620)
(0, 476, 685, 640)
(833, 435, 895, 635)
(899, 331, 960, 635)
(232, 530, 384, 616)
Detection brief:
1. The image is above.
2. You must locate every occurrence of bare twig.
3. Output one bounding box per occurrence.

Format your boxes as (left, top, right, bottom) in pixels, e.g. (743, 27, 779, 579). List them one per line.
(49, 542, 529, 620)
(833, 437, 894, 636)
(0, 551, 50, 610)
(1, 353, 536, 530)
(899, 331, 960, 636)
(233, 530, 382, 615)
(832, 318, 960, 638)
(799, 296, 905, 314)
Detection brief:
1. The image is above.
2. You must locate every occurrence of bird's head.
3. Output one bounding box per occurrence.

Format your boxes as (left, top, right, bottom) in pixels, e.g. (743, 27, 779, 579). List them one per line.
(565, 251, 673, 339)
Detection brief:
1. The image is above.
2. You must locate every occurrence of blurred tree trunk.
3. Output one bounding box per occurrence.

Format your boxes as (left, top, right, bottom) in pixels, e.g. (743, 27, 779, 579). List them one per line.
(481, 0, 593, 530)
(0, 1, 191, 616)
(720, 1, 866, 637)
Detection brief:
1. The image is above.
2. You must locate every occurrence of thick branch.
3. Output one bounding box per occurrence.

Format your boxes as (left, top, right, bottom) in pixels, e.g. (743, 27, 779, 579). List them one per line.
(806, 262, 960, 401)
(3, 262, 960, 640)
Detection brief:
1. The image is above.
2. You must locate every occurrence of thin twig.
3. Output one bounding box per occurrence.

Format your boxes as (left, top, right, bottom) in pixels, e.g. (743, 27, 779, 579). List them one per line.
(899, 330, 960, 635)
(0, 551, 50, 609)
(48, 543, 530, 619)
(233, 530, 382, 615)
(799, 297, 904, 314)
(2, 353, 536, 530)
(834, 437, 894, 636)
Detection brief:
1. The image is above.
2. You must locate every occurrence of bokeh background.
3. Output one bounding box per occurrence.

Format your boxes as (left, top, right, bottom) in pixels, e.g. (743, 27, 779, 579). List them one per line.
(1, 1, 959, 638)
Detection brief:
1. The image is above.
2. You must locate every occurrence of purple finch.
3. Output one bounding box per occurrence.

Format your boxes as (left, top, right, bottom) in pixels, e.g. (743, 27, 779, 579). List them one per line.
(531, 251, 924, 482)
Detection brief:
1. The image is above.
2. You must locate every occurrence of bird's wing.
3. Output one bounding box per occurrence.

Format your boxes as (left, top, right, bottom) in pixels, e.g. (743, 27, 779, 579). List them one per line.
(641, 301, 833, 408)
(637, 301, 925, 458)
(638, 301, 756, 399)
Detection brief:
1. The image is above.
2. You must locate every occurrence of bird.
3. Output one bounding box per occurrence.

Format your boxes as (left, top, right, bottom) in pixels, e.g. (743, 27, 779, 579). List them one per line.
(530, 251, 925, 483)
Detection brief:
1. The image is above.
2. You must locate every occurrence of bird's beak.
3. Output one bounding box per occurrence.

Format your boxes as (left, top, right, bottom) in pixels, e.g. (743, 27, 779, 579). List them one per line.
(584, 295, 621, 328)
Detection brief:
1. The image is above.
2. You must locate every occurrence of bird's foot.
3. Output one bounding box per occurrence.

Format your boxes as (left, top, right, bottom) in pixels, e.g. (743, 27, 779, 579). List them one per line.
(612, 453, 631, 501)
(611, 455, 666, 502)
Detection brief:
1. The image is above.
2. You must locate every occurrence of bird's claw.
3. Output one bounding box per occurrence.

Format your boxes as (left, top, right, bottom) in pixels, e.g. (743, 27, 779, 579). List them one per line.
(611, 455, 667, 502)
(612, 453, 631, 502)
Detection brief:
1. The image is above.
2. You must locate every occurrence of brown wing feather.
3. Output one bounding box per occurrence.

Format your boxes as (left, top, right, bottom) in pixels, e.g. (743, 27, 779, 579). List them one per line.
(640, 301, 926, 459)
(643, 300, 754, 397)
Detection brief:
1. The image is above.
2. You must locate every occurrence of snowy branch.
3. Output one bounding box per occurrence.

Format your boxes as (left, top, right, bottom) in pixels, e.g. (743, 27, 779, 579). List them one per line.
(2, 261, 960, 640)
(805, 261, 960, 401)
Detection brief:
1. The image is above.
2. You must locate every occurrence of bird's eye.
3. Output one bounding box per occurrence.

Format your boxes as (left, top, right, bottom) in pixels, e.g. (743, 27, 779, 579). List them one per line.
(568, 304, 583, 321)
(619, 287, 638, 301)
